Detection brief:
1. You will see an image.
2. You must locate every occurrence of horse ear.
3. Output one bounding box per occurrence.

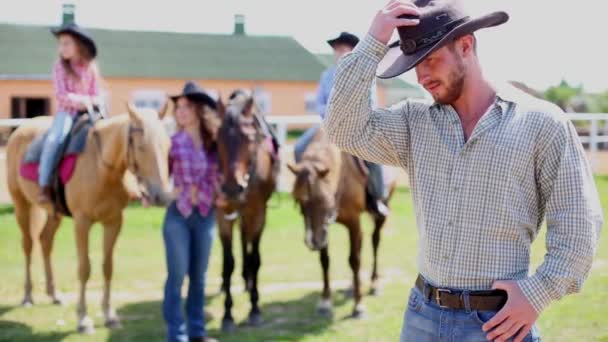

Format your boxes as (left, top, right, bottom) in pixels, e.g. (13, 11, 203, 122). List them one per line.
(126, 102, 143, 123)
(158, 99, 169, 120)
(242, 97, 255, 117)
(287, 162, 302, 175)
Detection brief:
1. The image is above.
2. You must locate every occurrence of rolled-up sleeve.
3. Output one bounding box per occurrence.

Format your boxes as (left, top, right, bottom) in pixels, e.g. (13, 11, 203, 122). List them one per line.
(322, 34, 411, 168)
(518, 119, 603, 313)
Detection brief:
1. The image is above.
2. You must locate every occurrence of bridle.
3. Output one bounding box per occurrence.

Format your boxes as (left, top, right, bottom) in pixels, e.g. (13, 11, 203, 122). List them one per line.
(93, 122, 146, 186)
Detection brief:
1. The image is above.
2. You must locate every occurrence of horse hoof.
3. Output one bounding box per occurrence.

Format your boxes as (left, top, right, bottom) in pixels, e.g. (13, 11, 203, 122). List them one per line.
(221, 318, 236, 333)
(52, 297, 64, 306)
(77, 323, 96, 334)
(369, 287, 382, 296)
(78, 317, 95, 334)
(352, 305, 367, 320)
(105, 318, 122, 330)
(247, 312, 263, 327)
(21, 298, 34, 307)
(316, 299, 333, 317)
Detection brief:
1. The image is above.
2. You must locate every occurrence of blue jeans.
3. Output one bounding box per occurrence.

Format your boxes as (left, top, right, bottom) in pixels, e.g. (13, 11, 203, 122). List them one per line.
(293, 125, 319, 163)
(38, 111, 73, 186)
(400, 287, 541, 342)
(162, 202, 215, 342)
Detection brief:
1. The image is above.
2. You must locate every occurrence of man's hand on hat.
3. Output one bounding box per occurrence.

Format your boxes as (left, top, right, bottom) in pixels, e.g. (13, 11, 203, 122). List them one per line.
(482, 280, 539, 342)
(369, 0, 420, 45)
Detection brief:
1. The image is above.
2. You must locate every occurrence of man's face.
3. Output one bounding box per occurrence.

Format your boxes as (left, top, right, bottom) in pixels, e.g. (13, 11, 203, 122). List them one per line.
(415, 40, 467, 105)
(333, 43, 354, 61)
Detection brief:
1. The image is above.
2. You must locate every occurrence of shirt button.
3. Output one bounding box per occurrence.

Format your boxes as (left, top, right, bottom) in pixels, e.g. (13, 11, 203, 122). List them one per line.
(443, 255, 450, 260)
(452, 186, 459, 192)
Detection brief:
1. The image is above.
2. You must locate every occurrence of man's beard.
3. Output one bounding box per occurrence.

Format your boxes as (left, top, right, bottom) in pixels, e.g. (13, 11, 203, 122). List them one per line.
(433, 60, 466, 105)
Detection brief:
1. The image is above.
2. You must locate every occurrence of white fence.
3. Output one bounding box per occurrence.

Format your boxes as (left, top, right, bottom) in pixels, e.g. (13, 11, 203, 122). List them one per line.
(1, 113, 607, 154)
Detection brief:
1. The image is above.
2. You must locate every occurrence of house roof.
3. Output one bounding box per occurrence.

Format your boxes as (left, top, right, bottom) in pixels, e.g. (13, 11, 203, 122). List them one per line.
(0, 23, 326, 82)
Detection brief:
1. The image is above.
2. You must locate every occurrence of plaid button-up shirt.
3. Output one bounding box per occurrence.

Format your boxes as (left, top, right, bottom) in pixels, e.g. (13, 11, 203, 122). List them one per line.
(169, 131, 218, 218)
(323, 34, 603, 313)
(52, 60, 100, 116)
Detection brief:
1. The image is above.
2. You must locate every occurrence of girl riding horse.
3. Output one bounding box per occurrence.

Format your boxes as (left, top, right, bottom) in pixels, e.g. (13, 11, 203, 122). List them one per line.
(38, 22, 102, 203)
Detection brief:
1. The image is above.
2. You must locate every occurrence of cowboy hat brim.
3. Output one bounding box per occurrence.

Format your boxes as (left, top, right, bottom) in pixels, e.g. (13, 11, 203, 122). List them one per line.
(377, 11, 508, 79)
(170, 92, 217, 110)
(51, 26, 98, 58)
(327, 33, 360, 49)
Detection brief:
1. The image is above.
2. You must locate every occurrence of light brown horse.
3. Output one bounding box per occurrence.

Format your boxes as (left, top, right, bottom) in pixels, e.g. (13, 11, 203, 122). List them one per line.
(6, 104, 172, 334)
(288, 129, 396, 318)
(213, 90, 279, 332)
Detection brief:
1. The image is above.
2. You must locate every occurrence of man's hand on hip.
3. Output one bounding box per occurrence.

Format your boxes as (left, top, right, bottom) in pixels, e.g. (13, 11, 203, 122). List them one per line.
(483, 280, 539, 342)
(368, 0, 420, 44)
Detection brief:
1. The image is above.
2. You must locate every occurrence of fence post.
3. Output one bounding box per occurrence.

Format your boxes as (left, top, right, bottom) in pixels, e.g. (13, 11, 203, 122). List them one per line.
(590, 119, 599, 153)
(276, 122, 287, 147)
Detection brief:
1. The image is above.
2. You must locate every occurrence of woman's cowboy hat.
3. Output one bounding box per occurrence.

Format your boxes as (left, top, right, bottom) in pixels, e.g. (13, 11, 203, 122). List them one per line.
(170, 81, 217, 110)
(377, 0, 508, 79)
(51, 23, 98, 59)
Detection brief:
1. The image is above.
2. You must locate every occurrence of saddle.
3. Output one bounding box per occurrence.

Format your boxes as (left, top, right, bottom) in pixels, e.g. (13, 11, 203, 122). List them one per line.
(20, 111, 102, 216)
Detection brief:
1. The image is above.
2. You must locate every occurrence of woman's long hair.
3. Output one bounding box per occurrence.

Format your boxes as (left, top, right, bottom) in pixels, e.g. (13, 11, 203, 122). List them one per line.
(174, 99, 219, 154)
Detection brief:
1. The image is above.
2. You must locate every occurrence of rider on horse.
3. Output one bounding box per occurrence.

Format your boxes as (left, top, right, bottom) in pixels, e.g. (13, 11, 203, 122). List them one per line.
(38, 21, 103, 203)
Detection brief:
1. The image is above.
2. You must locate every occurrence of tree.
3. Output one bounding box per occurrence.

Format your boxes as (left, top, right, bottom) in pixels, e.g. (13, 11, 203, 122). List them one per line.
(544, 80, 583, 111)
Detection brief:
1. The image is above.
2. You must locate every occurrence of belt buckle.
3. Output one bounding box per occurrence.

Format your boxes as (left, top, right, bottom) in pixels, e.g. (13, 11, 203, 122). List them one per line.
(435, 288, 451, 308)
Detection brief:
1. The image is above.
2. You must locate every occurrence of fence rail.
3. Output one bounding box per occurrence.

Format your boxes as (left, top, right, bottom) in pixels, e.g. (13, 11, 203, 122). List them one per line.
(1, 113, 607, 150)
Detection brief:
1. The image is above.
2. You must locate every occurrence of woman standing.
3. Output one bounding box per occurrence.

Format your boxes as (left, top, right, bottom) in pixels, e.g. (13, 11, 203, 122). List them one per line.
(39, 22, 101, 203)
(163, 81, 219, 342)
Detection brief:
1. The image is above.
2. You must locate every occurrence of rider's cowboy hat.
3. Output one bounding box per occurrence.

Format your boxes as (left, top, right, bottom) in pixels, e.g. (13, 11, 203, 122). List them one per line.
(51, 23, 98, 59)
(170, 81, 217, 110)
(377, 0, 508, 79)
(327, 32, 360, 49)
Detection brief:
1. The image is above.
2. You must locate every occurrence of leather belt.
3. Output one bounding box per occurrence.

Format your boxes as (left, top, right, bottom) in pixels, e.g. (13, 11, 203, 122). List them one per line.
(415, 275, 507, 311)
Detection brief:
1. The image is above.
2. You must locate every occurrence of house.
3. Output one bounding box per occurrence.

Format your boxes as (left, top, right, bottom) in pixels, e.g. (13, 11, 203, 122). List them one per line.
(0, 5, 332, 123)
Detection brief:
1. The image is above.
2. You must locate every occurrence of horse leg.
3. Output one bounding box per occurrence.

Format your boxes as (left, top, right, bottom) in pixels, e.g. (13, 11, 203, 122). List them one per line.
(14, 201, 35, 307)
(347, 218, 365, 319)
(370, 214, 387, 296)
(40, 214, 64, 305)
(74, 215, 95, 334)
(247, 231, 263, 326)
(220, 216, 236, 333)
(240, 227, 251, 292)
(101, 215, 123, 330)
(316, 246, 332, 317)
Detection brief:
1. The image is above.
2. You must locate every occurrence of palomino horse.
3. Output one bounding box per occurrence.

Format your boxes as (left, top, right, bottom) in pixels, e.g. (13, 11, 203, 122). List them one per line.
(6, 104, 172, 333)
(288, 129, 396, 318)
(214, 90, 279, 332)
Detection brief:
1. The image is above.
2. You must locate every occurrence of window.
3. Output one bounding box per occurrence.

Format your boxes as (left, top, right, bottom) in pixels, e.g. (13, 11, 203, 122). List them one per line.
(131, 89, 167, 110)
(11, 97, 50, 118)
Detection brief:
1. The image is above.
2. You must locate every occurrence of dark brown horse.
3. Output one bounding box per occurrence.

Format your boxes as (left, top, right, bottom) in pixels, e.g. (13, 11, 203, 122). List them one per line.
(213, 90, 279, 332)
(288, 129, 396, 318)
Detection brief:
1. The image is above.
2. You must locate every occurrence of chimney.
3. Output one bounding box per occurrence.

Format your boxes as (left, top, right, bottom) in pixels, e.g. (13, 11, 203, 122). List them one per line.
(234, 14, 245, 35)
(62, 3, 76, 25)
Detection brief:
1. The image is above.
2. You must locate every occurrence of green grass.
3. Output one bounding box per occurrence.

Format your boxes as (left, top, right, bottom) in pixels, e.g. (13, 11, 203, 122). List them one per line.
(0, 178, 607, 342)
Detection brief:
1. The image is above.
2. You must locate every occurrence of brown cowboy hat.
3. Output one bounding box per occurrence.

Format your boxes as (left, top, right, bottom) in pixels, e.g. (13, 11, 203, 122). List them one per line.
(377, 0, 508, 79)
(170, 81, 217, 110)
(51, 23, 98, 58)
